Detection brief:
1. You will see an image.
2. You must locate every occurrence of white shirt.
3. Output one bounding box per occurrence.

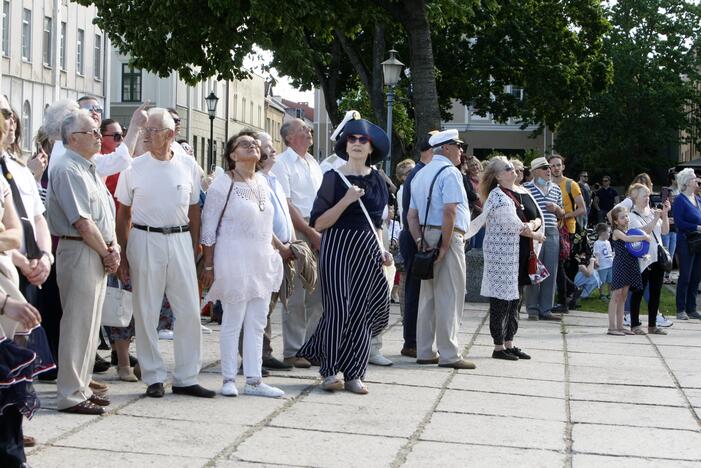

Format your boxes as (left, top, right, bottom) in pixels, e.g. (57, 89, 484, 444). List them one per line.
(50, 140, 131, 177)
(262, 171, 294, 243)
(271, 147, 323, 218)
(593, 239, 614, 270)
(629, 207, 662, 271)
(2, 154, 46, 254)
(115, 151, 200, 227)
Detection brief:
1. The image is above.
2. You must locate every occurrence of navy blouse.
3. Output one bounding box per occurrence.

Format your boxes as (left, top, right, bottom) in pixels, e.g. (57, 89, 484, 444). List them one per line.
(310, 169, 388, 231)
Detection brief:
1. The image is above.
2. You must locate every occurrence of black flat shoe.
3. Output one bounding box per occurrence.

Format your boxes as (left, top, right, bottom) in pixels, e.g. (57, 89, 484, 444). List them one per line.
(262, 357, 292, 370)
(111, 351, 138, 367)
(492, 350, 518, 361)
(93, 354, 111, 373)
(146, 383, 165, 398)
(505, 347, 531, 360)
(172, 384, 216, 398)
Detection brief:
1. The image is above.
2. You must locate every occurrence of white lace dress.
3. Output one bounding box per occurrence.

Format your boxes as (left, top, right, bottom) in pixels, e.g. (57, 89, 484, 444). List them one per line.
(200, 173, 283, 304)
(480, 187, 524, 301)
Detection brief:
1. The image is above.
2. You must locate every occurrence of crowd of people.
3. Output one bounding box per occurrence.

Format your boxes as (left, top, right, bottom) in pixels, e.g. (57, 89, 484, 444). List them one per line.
(0, 98, 698, 466)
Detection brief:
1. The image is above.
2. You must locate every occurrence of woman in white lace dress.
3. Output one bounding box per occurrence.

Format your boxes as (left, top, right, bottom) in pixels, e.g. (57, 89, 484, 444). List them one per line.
(200, 132, 283, 398)
(479, 156, 544, 361)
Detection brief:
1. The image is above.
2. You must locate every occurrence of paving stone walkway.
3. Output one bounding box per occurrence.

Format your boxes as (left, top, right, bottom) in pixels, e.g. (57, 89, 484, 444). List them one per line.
(26, 303, 701, 467)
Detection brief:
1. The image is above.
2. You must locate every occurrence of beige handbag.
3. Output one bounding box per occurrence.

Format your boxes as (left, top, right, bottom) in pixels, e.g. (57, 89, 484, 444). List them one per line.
(101, 279, 133, 327)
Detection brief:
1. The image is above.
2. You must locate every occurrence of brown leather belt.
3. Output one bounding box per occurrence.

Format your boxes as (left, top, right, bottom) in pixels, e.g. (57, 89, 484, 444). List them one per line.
(424, 225, 466, 235)
(60, 236, 114, 246)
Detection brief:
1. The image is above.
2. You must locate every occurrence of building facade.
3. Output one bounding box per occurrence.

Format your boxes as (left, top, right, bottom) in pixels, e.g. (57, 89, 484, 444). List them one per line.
(1, 0, 108, 154)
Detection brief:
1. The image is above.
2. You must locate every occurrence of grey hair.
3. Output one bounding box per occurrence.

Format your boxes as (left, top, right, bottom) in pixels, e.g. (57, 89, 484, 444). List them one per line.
(280, 121, 295, 146)
(61, 109, 92, 144)
(148, 107, 175, 130)
(432, 146, 442, 155)
(44, 99, 80, 141)
(256, 131, 272, 145)
(677, 168, 697, 191)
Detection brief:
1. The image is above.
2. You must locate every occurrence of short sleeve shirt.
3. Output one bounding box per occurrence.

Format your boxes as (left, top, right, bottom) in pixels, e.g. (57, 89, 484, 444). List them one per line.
(409, 155, 470, 232)
(46, 148, 116, 241)
(524, 181, 563, 230)
(3, 154, 46, 253)
(559, 178, 582, 233)
(593, 240, 613, 270)
(116, 151, 200, 227)
(270, 147, 323, 218)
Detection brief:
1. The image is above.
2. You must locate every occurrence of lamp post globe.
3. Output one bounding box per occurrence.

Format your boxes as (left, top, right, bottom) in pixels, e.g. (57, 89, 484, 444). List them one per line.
(381, 50, 404, 176)
(205, 91, 219, 170)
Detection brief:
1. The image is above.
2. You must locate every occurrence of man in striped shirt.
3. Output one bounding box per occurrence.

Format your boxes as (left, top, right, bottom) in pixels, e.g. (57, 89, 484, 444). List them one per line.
(523, 157, 565, 321)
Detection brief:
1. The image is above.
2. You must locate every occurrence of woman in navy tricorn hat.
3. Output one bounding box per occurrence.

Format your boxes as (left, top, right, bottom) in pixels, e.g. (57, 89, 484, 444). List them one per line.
(297, 115, 393, 394)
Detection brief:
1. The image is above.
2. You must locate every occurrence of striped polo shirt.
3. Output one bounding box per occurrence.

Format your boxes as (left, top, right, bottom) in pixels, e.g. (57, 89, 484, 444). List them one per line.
(523, 181, 563, 229)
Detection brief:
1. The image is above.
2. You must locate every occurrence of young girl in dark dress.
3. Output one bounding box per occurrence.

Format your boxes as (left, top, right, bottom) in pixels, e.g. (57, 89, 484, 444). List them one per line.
(607, 206, 648, 335)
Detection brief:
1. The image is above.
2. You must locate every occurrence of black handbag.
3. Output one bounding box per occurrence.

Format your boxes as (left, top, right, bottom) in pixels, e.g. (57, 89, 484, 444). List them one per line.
(651, 230, 673, 273)
(412, 165, 452, 280)
(686, 231, 701, 254)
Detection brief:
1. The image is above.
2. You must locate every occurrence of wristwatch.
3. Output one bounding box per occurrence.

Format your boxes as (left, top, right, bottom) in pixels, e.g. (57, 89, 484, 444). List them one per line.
(41, 250, 54, 266)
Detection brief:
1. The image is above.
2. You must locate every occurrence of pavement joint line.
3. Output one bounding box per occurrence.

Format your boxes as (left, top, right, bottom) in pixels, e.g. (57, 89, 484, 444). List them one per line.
(570, 449, 701, 463)
(31, 443, 210, 460)
(415, 438, 566, 455)
(568, 397, 687, 409)
(264, 423, 408, 440)
(566, 379, 677, 389)
(438, 387, 568, 401)
(642, 332, 701, 429)
(571, 420, 701, 433)
(432, 408, 565, 423)
(561, 318, 574, 468)
(203, 381, 319, 467)
(225, 458, 312, 468)
(388, 308, 489, 468)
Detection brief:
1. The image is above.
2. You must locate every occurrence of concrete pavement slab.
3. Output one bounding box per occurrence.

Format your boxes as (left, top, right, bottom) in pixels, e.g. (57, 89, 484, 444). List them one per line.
(572, 454, 701, 468)
(421, 412, 566, 451)
(569, 382, 686, 407)
(231, 426, 404, 467)
(470, 359, 565, 381)
(572, 423, 701, 460)
(29, 446, 207, 468)
(403, 440, 565, 468)
(570, 400, 699, 430)
(448, 373, 564, 398)
(568, 363, 674, 386)
(437, 389, 566, 421)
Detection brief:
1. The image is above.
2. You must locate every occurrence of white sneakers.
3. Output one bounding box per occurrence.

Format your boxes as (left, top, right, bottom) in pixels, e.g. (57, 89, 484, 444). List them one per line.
(201, 324, 212, 334)
(623, 314, 631, 327)
(158, 329, 174, 340)
(368, 353, 393, 366)
(244, 382, 285, 398)
(657, 314, 674, 327)
(221, 380, 238, 397)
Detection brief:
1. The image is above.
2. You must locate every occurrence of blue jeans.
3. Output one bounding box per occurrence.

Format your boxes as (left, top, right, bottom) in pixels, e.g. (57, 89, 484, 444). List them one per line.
(676, 233, 701, 314)
(526, 227, 559, 317)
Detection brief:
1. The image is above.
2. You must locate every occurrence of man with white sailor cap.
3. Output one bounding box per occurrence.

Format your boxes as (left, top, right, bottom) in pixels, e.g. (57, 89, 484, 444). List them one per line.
(407, 129, 476, 370)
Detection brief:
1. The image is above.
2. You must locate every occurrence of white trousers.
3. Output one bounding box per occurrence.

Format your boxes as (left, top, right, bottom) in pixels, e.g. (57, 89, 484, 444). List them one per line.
(282, 228, 322, 358)
(417, 230, 466, 364)
(221, 298, 267, 381)
(128, 229, 202, 386)
(55, 240, 107, 409)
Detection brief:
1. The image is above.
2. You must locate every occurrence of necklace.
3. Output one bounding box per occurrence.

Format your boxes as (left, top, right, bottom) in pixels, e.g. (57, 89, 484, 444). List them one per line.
(234, 169, 265, 212)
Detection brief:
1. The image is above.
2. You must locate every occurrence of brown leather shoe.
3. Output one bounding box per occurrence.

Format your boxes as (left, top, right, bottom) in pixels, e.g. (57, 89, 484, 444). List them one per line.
(23, 435, 36, 448)
(283, 357, 311, 368)
(89, 379, 108, 391)
(59, 400, 105, 415)
(416, 357, 439, 365)
(401, 347, 417, 358)
(439, 359, 476, 370)
(88, 394, 111, 406)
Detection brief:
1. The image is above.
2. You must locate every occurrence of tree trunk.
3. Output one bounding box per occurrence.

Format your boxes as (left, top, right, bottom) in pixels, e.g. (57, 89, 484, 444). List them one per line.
(391, 0, 441, 144)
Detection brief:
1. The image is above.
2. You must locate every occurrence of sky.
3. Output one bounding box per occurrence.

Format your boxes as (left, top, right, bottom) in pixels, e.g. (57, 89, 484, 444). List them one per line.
(244, 48, 314, 105)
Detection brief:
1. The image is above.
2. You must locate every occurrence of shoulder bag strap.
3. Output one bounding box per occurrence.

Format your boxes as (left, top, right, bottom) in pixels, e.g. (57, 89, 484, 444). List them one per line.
(632, 209, 661, 245)
(418, 165, 452, 248)
(333, 168, 384, 251)
(215, 172, 235, 236)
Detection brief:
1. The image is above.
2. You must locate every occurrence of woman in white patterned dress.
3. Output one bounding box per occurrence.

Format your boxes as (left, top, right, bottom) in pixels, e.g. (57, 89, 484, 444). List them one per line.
(200, 132, 283, 398)
(479, 156, 544, 361)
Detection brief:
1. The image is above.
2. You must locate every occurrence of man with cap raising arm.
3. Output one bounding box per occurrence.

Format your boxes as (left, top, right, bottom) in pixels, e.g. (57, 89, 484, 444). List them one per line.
(407, 129, 475, 370)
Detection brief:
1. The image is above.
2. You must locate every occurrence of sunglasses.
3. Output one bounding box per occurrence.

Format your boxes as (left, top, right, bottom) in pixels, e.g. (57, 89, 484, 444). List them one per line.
(72, 128, 102, 138)
(81, 104, 104, 114)
(348, 135, 370, 144)
(503, 165, 515, 172)
(102, 132, 123, 142)
(173, 118, 181, 124)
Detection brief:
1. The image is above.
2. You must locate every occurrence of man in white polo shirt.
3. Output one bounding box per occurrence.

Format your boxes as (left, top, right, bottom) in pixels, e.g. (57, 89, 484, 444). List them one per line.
(271, 118, 323, 368)
(115, 108, 214, 398)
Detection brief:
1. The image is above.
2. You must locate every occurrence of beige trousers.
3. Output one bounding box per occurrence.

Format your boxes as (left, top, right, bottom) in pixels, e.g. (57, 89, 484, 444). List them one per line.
(416, 230, 466, 364)
(55, 239, 107, 409)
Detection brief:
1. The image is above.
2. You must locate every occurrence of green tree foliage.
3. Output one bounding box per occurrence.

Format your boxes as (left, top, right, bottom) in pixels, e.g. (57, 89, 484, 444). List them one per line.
(555, 0, 701, 182)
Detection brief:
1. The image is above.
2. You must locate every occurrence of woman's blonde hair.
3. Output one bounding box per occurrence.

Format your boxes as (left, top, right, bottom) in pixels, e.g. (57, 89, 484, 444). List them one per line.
(628, 183, 650, 203)
(631, 173, 653, 191)
(610, 205, 628, 231)
(395, 158, 415, 180)
(479, 155, 509, 202)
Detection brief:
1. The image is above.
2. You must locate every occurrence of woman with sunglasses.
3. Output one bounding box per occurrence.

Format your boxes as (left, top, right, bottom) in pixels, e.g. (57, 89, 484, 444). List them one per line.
(200, 132, 284, 398)
(477, 156, 543, 361)
(100, 119, 140, 382)
(297, 118, 392, 394)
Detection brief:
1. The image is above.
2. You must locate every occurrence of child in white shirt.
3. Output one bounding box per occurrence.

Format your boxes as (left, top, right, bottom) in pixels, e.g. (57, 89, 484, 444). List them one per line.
(593, 223, 614, 301)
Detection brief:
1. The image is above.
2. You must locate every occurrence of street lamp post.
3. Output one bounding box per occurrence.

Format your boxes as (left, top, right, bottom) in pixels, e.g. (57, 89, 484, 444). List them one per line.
(205, 91, 219, 170)
(381, 49, 404, 177)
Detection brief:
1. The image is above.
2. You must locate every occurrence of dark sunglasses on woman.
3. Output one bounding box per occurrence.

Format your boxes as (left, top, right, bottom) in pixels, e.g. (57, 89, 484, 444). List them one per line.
(102, 132, 123, 142)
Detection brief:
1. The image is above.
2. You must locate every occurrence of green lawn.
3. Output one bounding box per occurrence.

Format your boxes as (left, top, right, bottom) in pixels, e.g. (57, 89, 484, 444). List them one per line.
(577, 286, 676, 315)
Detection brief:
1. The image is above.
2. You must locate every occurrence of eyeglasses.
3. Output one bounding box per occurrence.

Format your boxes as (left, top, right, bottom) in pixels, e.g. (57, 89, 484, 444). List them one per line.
(102, 132, 123, 142)
(143, 127, 169, 134)
(80, 104, 104, 114)
(0, 109, 12, 120)
(72, 128, 102, 138)
(173, 118, 181, 124)
(348, 135, 370, 144)
(234, 140, 260, 150)
(503, 165, 514, 172)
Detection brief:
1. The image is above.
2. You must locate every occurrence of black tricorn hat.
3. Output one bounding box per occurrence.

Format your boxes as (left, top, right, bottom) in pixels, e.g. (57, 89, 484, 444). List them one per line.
(334, 119, 390, 166)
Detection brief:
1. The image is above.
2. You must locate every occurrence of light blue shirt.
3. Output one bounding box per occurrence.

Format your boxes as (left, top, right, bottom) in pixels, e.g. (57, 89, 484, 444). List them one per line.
(409, 155, 470, 232)
(263, 172, 292, 243)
